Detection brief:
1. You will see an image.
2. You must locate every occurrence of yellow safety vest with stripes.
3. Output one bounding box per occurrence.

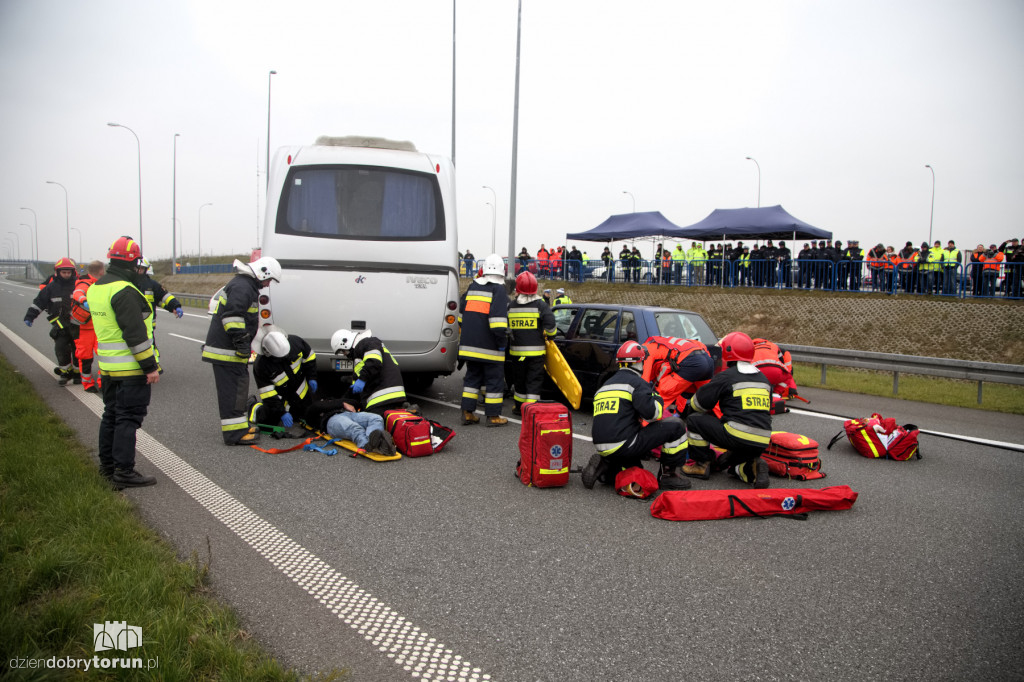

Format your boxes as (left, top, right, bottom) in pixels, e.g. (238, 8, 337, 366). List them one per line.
(88, 279, 156, 378)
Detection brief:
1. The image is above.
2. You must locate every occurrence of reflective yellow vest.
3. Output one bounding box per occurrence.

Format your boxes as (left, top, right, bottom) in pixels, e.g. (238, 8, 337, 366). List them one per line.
(88, 279, 156, 377)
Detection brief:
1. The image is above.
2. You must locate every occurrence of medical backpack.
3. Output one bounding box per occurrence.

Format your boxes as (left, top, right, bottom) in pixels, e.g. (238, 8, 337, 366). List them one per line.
(761, 431, 825, 480)
(827, 413, 921, 461)
(516, 401, 573, 487)
(384, 409, 455, 457)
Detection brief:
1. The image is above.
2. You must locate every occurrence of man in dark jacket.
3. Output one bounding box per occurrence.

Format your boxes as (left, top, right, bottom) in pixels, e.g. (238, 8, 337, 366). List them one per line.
(330, 327, 413, 416)
(250, 326, 318, 428)
(87, 237, 159, 488)
(797, 243, 813, 289)
(25, 257, 80, 385)
(507, 271, 556, 415)
(202, 257, 281, 445)
(459, 253, 510, 426)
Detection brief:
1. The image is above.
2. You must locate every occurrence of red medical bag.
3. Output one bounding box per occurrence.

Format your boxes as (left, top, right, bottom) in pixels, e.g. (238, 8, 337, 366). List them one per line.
(517, 402, 573, 487)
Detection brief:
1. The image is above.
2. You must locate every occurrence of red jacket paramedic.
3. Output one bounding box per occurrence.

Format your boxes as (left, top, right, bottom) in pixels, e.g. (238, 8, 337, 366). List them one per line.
(750, 337, 798, 405)
(70, 260, 105, 392)
(640, 335, 716, 412)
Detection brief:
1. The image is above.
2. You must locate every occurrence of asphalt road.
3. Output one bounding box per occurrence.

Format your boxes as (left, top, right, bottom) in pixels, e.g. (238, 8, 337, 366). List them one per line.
(3, 276, 1023, 681)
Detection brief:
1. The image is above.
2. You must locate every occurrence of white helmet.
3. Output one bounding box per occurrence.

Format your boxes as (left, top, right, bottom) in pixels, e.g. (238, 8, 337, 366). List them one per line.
(236, 256, 282, 282)
(331, 328, 372, 354)
(262, 330, 290, 358)
(138, 256, 152, 274)
(482, 253, 504, 276)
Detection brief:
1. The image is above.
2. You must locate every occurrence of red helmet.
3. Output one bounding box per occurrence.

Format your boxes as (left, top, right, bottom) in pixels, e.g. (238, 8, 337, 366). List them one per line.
(107, 236, 142, 264)
(515, 271, 538, 295)
(719, 331, 754, 363)
(54, 257, 77, 272)
(616, 340, 648, 366)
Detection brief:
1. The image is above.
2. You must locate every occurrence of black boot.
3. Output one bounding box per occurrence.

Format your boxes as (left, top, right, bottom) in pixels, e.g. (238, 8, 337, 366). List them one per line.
(658, 464, 692, 491)
(112, 468, 157, 488)
(581, 453, 609, 489)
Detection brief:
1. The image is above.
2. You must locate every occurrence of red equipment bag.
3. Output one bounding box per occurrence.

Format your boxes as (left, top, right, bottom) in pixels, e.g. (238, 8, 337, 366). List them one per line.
(516, 401, 573, 487)
(384, 409, 455, 457)
(651, 485, 859, 522)
(827, 413, 921, 461)
(762, 431, 825, 480)
(614, 467, 659, 499)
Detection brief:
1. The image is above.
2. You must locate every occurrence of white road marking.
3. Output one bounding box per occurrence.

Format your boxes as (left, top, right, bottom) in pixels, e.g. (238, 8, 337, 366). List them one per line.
(0, 321, 493, 681)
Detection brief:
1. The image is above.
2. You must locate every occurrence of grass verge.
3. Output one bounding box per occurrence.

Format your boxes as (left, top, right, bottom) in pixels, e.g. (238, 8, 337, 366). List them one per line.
(793, 362, 1024, 415)
(0, 354, 345, 680)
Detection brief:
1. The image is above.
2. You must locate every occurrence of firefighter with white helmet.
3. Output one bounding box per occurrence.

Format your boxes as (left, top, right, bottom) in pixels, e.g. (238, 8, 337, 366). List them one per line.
(248, 325, 318, 429)
(458, 253, 509, 426)
(683, 331, 773, 487)
(202, 256, 281, 445)
(583, 340, 691, 491)
(330, 327, 416, 416)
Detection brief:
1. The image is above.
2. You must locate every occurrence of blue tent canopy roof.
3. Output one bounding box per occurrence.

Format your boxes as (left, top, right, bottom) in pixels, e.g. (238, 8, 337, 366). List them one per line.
(565, 211, 685, 242)
(672, 205, 832, 241)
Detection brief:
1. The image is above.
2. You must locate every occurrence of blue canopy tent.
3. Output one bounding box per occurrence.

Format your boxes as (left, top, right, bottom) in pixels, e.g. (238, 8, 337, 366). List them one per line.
(670, 205, 831, 242)
(566, 211, 687, 242)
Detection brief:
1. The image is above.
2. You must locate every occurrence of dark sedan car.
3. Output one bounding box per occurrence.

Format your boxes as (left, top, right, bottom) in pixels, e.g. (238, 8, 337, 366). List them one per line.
(549, 303, 720, 401)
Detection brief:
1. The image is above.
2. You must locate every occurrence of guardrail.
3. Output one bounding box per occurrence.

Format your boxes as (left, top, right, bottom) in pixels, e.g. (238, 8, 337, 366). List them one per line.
(786, 344, 1024, 404)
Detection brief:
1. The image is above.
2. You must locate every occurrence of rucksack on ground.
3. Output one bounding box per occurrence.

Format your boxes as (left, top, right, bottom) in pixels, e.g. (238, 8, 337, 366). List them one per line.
(384, 409, 455, 457)
(827, 413, 921, 461)
(516, 401, 573, 487)
(762, 431, 825, 480)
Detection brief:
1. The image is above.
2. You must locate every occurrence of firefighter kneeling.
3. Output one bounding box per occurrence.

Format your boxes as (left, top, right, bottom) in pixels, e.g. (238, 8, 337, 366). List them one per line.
(683, 331, 772, 488)
(582, 341, 690, 491)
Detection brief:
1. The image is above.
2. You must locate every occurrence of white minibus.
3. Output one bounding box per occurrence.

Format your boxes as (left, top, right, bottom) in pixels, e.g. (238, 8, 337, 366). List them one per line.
(258, 136, 460, 390)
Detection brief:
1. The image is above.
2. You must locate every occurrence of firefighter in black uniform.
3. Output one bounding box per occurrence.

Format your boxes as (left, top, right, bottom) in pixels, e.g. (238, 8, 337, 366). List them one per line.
(202, 257, 281, 445)
(459, 253, 509, 426)
(25, 257, 81, 385)
(507, 271, 556, 416)
(135, 257, 184, 319)
(330, 327, 414, 416)
(250, 326, 317, 428)
(619, 245, 632, 283)
(683, 331, 773, 487)
(583, 340, 691, 491)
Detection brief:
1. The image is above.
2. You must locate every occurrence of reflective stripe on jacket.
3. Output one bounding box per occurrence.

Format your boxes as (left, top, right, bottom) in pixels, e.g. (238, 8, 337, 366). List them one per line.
(87, 277, 156, 377)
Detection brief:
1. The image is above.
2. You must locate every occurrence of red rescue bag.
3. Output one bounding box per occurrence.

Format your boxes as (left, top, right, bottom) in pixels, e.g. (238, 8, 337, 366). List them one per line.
(517, 401, 573, 487)
(762, 431, 825, 480)
(651, 485, 859, 522)
(827, 413, 921, 461)
(615, 467, 659, 499)
(384, 409, 455, 457)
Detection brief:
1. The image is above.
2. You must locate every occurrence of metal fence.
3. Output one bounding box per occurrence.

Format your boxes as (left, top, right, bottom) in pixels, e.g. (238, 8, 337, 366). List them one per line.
(462, 258, 1024, 301)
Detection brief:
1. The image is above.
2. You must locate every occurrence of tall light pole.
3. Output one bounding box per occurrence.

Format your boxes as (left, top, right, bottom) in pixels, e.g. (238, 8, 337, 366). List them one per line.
(69, 227, 82, 264)
(267, 70, 277, 190)
(172, 133, 180, 273)
(18, 223, 34, 261)
(45, 181, 70, 257)
(482, 185, 497, 253)
(745, 156, 761, 207)
(925, 164, 935, 245)
(7, 231, 20, 259)
(20, 207, 38, 263)
(622, 190, 635, 213)
(107, 122, 144, 248)
(199, 203, 213, 270)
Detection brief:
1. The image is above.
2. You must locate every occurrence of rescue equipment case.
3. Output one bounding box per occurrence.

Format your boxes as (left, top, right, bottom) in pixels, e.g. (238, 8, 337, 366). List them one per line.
(762, 431, 825, 480)
(651, 485, 859, 522)
(517, 401, 573, 487)
(385, 409, 455, 457)
(827, 413, 921, 461)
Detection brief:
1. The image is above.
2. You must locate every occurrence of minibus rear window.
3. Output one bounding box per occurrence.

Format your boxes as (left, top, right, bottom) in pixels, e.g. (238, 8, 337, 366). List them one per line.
(277, 166, 445, 241)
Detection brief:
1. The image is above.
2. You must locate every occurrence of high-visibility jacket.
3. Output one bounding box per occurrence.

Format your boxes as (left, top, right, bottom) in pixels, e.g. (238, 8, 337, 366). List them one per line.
(593, 366, 665, 455)
(685, 246, 704, 263)
(70, 275, 97, 329)
(202, 274, 261, 365)
(254, 334, 316, 412)
(942, 248, 961, 267)
(640, 336, 713, 408)
(737, 253, 750, 270)
(553, 294, 572, 305)
(458, 279, 508, 363)
(87, 271, 158, 378)
(896, 251, 918, 272)
(924, 247, 944, 272)
(690, 363, 773, 448)
(508, 298, 556, 357)
(536, 249, 550, 268)
(351, 336, 406, 411)
(982, 252, 1005, 271)
(751, 338, 792, 374)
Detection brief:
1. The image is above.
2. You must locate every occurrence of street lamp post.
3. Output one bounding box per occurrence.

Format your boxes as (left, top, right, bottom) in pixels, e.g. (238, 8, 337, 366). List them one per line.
(18, 223, 34, 261)
(7, 232, 20, 259)
(482, 185, 497, 253)
(107, 122, 144, 248)
(199, 203, 213, 271)
(69, 227, 83, 264)
(267, 70, 277, 189)
(925, 164, 935, 245)
(622, 190, 635, 213)
(45, 181, 70, 257)
(745, 156, 761, 207)
(20, 207, 38, 263)
(173, 133, 180, 273)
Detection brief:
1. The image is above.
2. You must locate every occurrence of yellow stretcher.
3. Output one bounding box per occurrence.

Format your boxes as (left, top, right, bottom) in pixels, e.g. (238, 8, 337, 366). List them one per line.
(545, 340, 582, 410)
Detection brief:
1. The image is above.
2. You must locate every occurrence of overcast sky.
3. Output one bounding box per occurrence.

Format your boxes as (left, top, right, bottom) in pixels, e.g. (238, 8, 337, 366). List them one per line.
(1, 0, 1022, 266)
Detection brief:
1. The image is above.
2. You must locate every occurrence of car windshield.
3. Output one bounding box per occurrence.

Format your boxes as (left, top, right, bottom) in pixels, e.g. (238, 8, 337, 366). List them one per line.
(653, 311, 713, 343)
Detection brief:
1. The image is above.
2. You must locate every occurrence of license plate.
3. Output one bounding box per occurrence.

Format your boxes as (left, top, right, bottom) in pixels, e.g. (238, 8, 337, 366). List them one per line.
(334, 358, 354, 371)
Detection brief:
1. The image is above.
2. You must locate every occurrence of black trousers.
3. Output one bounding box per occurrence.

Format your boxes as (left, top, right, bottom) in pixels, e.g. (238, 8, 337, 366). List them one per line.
(49, 324, 77, 368)
(604, 417, 687, 471)
(211, 362, 252, 443)
(511, 355, 546, 407)
(98, 378, 151, 474)
(686, 412, 764, 466)
(462, 360, 505, 416)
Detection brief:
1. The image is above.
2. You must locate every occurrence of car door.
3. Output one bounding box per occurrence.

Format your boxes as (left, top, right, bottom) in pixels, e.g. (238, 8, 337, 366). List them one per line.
(557, 307, 621, 397)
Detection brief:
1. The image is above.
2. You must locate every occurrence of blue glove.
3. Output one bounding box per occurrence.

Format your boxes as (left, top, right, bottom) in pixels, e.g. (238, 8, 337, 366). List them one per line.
(352, 379, 365, 394)
(309, 380, 318, 394)
(498, 347, 506, 353)
(281, 412, 294, 428)
(24, 319, 32, 327)
(174, 307, 184, 319)
(82, 301, 89, 311)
